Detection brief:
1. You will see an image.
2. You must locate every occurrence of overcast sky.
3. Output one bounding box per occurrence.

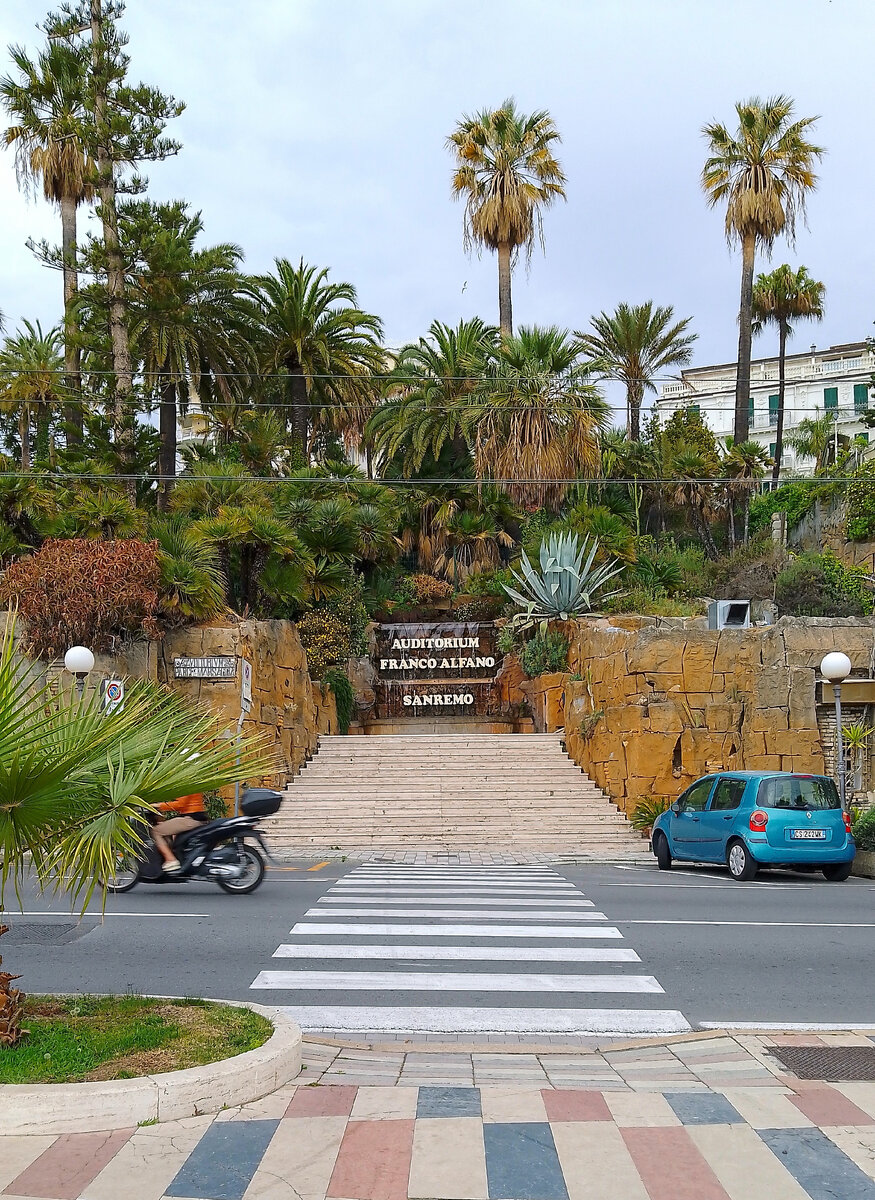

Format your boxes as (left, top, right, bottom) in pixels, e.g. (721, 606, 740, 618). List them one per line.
(1, 0, 873, 409)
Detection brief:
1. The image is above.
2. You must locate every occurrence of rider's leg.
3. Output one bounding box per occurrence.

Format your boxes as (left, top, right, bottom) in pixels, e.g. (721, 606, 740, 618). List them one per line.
(152, 816, 200, 871)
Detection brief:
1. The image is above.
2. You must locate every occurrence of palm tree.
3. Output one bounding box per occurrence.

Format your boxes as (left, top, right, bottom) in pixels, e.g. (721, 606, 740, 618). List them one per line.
(788, 412, 838, 473)
(576, 302, 697, 440)
(0, 320, 64, 469)
(1, 40, 93, 440)
(752, 264, 825, 482)
(448, 98, 566, 335)
(471, 326, 608, 510)
(701, 96, 823, 443)
(0, 611, 273, 1043)
(669, 449, 720, 559)
(367, 318, 497, 476)
(253, 259, 384, 464)
(125, 202, 256, 509)
(723, 437, 771, 546)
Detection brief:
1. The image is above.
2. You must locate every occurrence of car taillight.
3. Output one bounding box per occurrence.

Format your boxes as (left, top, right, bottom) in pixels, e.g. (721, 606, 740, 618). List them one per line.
(749, 810, 769, 831)
(843, 811, 853, 833)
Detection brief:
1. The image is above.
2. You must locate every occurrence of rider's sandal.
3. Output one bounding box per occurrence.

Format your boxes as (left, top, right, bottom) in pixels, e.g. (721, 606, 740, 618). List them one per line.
(163, 858, 182, 873)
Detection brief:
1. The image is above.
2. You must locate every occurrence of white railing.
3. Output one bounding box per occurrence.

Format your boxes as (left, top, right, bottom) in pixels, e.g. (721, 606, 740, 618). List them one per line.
(661, 382, 689, 397)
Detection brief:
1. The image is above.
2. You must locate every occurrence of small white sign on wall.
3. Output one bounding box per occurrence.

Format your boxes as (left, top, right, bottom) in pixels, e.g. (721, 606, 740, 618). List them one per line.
(241, 659, 253, 711)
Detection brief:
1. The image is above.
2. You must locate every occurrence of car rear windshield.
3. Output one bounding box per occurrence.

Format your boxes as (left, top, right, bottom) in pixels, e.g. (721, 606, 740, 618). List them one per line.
(756, 776, 840, 811)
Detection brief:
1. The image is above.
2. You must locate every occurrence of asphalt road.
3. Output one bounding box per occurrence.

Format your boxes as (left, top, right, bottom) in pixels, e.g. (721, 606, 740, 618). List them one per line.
(4, 859, 875, 1034)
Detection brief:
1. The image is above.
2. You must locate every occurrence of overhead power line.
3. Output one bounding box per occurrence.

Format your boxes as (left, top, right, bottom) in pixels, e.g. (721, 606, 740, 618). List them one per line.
(0, 471, 861, 486)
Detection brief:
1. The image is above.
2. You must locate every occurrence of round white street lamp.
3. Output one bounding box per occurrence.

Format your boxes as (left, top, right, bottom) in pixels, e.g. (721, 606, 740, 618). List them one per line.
(821, 651, 853, 809)
(64, 645, 95, 699)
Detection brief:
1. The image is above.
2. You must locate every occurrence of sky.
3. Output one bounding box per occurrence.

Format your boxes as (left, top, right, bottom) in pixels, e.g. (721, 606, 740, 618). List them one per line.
(1, 0, 873, 418)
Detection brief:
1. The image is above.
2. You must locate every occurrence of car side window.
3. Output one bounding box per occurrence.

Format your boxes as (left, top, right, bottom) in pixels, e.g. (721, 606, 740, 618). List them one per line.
(680, 778, 714, 812)
(710, 778, 746, 812)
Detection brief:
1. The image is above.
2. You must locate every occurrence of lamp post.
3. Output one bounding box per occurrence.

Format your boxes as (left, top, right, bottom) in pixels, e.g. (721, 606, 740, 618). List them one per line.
(63, 645, 95, 700)
(821, 651, 852, 809)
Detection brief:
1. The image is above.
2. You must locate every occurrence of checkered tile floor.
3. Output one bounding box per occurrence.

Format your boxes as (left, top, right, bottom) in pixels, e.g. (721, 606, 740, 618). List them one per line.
(7, 1035, 875, 1199)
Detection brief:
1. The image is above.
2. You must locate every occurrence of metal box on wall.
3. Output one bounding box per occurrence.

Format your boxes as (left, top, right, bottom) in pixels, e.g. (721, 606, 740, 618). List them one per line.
(707, 600, 751, 630)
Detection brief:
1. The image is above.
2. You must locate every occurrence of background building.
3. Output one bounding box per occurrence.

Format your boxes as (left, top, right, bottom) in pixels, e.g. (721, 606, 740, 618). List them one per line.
(657, 341, 874, 474)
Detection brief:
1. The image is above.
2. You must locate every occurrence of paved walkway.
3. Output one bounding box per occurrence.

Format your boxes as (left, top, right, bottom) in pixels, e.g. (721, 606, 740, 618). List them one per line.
(6, 1031, 875, 1199)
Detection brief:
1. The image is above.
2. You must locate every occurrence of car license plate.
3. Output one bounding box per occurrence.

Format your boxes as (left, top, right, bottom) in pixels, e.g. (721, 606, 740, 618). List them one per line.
(790, 829, 827, 840)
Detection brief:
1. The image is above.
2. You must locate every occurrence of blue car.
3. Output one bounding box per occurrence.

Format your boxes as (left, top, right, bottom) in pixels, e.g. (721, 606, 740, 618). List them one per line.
(651, 771, 856, 882)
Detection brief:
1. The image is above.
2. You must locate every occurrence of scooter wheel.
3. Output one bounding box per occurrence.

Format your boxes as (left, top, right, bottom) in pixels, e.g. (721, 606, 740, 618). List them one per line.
(217, 845, 265, 894)
(101, 855, 140, 893)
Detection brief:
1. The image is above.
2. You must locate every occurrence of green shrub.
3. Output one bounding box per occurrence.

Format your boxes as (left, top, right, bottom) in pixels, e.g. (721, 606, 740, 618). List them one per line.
(775, 551, 874, 617)
(467, 567, 515, 598)
(203, 790, 228, 821)
(847, 463, 875, 541)
(630, 796, 671, 832)
(748, 480, 821, 536)
(852, 805, 875, 852)
(324, 667, 355, 734)
(297, 611, 352, 678)
(518, 630, 569, 677)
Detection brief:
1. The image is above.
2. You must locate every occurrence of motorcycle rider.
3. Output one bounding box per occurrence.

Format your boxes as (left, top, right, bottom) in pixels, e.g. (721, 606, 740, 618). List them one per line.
(152, 793, 208, 873)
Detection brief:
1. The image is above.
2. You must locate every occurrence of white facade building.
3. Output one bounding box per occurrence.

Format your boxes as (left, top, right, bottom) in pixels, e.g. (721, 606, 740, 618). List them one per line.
(656, 341, 874, 474)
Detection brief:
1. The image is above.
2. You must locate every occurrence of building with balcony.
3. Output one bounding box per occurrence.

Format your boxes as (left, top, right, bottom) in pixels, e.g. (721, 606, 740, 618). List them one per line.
(656, 341, 874, 474)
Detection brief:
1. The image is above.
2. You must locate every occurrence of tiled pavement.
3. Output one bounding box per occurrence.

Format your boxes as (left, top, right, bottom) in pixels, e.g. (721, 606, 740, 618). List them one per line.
(7, 1031, 875, 1199)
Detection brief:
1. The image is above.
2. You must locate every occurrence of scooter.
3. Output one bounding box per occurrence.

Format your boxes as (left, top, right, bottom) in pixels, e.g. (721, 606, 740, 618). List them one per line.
(103, 788, 283, 895)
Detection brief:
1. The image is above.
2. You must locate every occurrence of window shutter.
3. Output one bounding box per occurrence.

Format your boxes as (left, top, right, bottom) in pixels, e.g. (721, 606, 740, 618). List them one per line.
(854, 383, 869, 415)
(768, 395, 779, 426)
(824, 387, 838, 410)
(769, 443, 777, 459)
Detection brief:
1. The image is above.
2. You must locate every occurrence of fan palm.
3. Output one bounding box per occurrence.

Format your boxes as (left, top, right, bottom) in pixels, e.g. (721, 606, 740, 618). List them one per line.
(1, 40, 93, 440)
(669, 449, 720, 560)
(0, 611, 274, 1043)
(752, 264, 825, 481)
(788, 412, 838, 474)
(367, 318, 496, 476)
(576, 302, 697, 440)
(702, 96, 823, 443)
(433, 509, 514, 584)
(126, 203, 256, 509)
(723, 437, 771, 546)
(471, 326, 608, 510)
(252, 259, 384, 463)
(0, 320, 65, 469)
(448, 98, 566, 335)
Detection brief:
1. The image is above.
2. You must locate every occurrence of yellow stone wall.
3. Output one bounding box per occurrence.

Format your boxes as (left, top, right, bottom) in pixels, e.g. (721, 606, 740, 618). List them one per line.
(561, 614, 875, 814)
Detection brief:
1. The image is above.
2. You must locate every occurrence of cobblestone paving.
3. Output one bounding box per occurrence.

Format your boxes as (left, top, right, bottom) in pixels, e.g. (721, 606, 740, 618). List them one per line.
(7, 1032, 875, 1199)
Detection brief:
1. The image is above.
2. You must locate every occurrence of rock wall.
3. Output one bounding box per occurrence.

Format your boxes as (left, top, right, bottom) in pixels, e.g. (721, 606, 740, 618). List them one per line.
(562, 614, 875, 814)
(792, 497, 875, 570)
(48, 617, 335, 785)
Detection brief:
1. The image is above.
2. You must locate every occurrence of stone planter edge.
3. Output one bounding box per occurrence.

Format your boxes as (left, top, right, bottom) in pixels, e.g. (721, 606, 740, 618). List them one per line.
(852, 849, 875, 879)
(0, 1000, 302, 1135)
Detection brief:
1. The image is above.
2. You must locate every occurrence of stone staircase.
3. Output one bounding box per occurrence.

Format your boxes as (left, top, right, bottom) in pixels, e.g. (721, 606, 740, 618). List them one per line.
(266, 733, 643, 857)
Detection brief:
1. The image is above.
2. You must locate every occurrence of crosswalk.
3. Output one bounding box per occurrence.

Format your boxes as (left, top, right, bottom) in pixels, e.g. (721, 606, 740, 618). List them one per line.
(250, 864, 690, 1036)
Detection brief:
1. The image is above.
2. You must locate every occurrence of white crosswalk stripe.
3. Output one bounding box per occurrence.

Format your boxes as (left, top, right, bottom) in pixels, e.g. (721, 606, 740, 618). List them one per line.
(250, 864, 689, 1036)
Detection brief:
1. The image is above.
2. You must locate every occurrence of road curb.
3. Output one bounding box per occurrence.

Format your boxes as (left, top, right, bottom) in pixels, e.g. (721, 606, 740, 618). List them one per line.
(0, 1001, 302, 1135)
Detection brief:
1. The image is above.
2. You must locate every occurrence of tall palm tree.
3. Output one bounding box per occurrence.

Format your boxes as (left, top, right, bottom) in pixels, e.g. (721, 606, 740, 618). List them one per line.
(471, 325, 608, 510)
(701, 96, 823, 444)
(576, 302, 697, 440)
(448, 98, 566, 336)
(0, 320, 64, 470)
(367, 318, 497, 476)
(752, 264, 825, 482)
(253, 259, 384, 464)
(1, 40, 93, 441)
(125, 202, 256, 510)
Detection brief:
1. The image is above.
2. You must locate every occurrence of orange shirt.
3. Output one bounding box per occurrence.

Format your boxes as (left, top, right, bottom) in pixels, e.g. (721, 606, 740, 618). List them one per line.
(156, 793, 205, 815)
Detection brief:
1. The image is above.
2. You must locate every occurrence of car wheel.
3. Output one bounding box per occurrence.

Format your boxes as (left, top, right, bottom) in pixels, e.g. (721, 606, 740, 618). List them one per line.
(822, 863, 853, 882)
(727, 840, 758, 881)
(654, 832, 672, 871)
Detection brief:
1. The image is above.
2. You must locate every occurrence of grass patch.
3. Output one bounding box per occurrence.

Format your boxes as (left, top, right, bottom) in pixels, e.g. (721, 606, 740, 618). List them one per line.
(0, 995, 272, 1084)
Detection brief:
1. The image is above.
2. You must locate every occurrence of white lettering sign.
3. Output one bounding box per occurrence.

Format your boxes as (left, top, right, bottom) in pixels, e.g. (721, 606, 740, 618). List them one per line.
(402, 693, 475, 707)
(174, 656, 236, 680)
(390, 637, 480, 650)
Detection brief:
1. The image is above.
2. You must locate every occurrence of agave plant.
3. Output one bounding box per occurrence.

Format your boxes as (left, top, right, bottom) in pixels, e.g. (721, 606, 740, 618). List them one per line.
(503, 531, 624, 631)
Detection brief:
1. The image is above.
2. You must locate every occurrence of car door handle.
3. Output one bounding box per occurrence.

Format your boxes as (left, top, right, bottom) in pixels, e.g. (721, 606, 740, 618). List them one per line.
(691, 816, 700, 821)
(723, 815, 733, 821)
